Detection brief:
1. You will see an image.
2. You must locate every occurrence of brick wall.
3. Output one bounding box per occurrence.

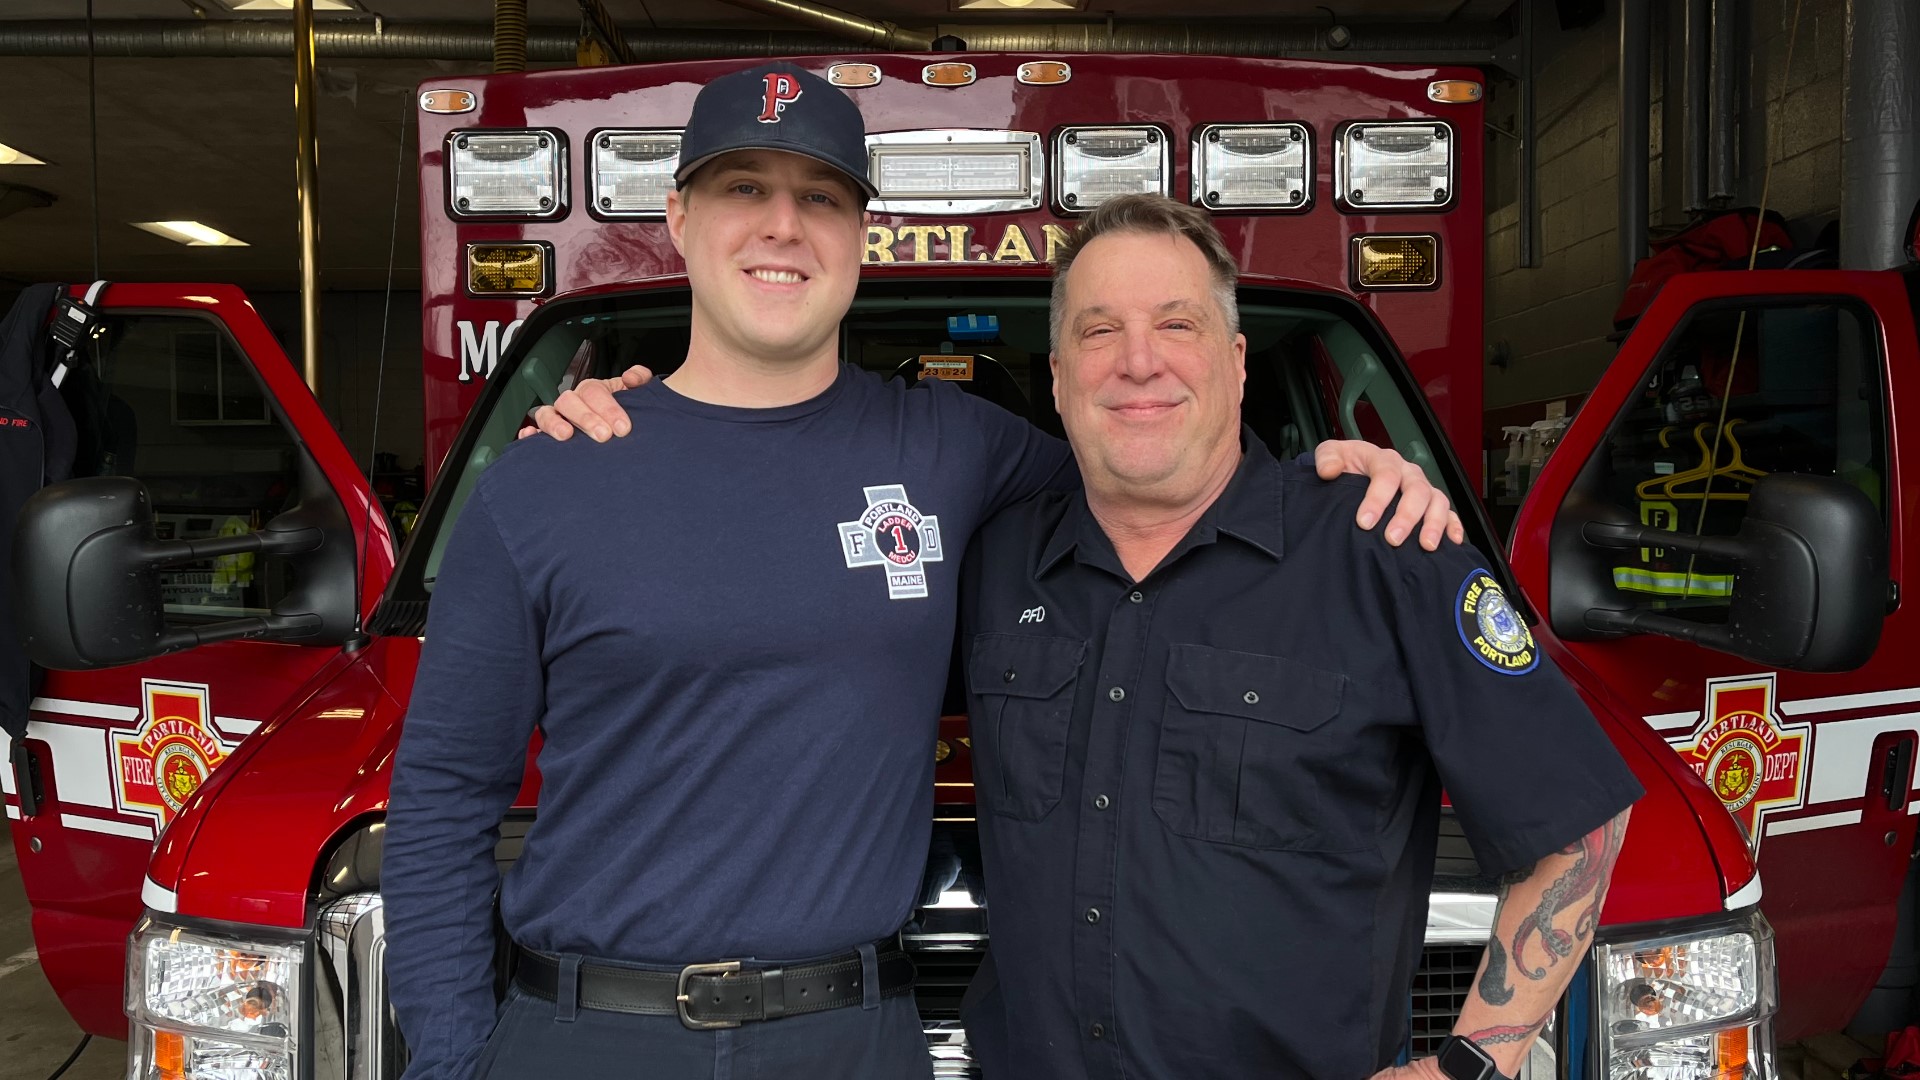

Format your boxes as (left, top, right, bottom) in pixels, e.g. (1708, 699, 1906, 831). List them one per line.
(1483, 0, 1848, 415)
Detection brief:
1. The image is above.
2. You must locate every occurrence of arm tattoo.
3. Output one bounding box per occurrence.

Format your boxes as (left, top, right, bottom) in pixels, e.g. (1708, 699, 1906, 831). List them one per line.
(1466, 1014, 1551, 1047)
(1477, 869, 1527, 1007)
(1511, 815, 1628, 982)
(1479, 937, 1516, 1007)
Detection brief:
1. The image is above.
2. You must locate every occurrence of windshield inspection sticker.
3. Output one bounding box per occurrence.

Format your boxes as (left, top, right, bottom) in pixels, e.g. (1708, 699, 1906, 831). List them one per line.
(839, 485, 943, 600)
(1456, 568, 1538, 675)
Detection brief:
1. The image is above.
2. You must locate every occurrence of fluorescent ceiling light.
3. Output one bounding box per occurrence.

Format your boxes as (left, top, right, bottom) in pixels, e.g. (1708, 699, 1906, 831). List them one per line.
(953, 0, 1081, 8)
(231, 0, 356, 10)
(132, 221, 251, 247)
(0, 143, 47, 166)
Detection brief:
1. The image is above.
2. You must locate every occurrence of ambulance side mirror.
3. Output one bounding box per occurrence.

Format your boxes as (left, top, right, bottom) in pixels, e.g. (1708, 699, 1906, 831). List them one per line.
(9, 464, 359, 670)
(1560, 473, 1886, 672)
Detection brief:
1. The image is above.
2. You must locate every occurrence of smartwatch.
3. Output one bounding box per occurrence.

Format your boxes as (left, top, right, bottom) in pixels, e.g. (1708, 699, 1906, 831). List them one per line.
(1436, 1035, 1509, 1080)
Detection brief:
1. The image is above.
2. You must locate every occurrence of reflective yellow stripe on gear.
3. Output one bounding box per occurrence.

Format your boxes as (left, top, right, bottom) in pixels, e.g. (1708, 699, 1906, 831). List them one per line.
(1612, 567, 1734, 597)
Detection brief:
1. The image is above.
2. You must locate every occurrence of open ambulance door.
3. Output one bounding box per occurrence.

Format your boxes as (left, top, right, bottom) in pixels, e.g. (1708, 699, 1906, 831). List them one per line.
(1, 284, 392, 1036)
(1510, 269, 1915, 1039)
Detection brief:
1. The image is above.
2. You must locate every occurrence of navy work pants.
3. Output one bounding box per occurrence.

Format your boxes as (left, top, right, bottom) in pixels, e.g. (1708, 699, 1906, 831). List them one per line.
(473, 978, 934, 1079)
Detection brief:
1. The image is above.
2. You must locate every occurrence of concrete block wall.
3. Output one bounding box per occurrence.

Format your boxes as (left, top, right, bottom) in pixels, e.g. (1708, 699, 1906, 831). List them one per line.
(1484, 0, 1849, 415)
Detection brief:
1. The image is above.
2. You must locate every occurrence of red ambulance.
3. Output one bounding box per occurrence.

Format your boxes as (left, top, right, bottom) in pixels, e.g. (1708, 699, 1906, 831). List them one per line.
(5, 52, 1908, 1080)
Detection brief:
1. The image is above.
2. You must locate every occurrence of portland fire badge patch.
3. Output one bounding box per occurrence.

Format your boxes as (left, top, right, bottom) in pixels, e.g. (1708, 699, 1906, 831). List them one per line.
(112, 679, 236, 829)
(1456, 568, 1538, 675)
(838, 484, 943, 599)
(1666, 674, 1808, 844)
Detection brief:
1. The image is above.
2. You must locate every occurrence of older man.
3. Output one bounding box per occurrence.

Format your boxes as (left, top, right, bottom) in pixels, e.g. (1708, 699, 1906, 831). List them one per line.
(957, 194, 1642, 1080)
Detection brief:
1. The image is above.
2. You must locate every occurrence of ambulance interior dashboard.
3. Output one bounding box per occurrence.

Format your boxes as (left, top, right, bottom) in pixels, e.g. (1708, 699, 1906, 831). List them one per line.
(422, 280, 1480, 596)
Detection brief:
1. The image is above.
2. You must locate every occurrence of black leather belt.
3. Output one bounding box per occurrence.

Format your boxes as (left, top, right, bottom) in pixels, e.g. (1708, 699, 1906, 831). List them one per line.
(513, 940, 917, 1030)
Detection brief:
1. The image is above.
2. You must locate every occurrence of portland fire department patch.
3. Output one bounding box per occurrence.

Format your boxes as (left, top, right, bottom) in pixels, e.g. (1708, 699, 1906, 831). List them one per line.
(838, 484, 943, 600)
(1456, 568, 1538, 675)
(1666, 674, 1809, 845)
(111, 680, 235, 829)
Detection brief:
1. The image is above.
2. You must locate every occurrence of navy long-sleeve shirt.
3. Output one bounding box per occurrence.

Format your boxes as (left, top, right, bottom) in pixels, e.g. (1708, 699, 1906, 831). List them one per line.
(382, 364, 1073, 1080)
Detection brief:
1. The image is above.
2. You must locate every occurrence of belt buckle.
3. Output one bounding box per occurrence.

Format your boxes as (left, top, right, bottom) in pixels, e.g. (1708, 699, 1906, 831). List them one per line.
(675, 960, 743, 1030)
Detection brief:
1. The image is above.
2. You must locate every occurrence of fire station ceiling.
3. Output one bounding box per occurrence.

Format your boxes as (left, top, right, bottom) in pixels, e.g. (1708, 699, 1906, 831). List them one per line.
(0, 0, 1512, 292)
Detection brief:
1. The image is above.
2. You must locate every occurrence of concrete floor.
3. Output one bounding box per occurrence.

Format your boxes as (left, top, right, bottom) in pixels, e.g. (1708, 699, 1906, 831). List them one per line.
(0, 823, 1898, 1080)
(0, 832, 122, 1080)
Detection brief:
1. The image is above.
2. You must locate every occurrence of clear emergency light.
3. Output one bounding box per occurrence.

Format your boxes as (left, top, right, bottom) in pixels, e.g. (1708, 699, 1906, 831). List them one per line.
(1336, 121, 1454, 210)
(1192, 124, 1312, 211)
(591, 129, 682, 218)
(447, 130, 565, 218)
(1053, 126, 1170, 212)
(865, 130, 1043, 215)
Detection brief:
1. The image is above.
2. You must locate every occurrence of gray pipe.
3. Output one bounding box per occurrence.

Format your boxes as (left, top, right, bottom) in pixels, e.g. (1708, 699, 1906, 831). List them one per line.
(0, 20, 855, 59)
(1707, 0, 1737, 202)
(1618, 0, 1652, 292)
(951, 22, 1502, 54)
(0, 18, 1503, 60)
(1839, 0, 1920, 270)
(1682, 0, 1709, 213)
(711, 0, 933, 51)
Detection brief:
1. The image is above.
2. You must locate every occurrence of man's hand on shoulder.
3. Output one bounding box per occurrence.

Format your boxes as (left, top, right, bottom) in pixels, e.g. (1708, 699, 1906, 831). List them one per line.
(1314, 440, 1465, 551)
(515, 364, 652, 442)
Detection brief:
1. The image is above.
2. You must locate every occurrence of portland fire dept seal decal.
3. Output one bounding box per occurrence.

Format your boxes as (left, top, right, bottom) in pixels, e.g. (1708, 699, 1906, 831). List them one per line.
(838, 484, 943, 599)
(111, 680, 234, 829)
(1666, 674, 1809, 845)
(1456, 568, 1537, 675)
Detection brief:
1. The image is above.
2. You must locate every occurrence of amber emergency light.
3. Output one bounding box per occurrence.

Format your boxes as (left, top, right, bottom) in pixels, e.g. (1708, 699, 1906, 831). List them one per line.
(1352, 235, 1439, 288)
(467, 243, 550, 296)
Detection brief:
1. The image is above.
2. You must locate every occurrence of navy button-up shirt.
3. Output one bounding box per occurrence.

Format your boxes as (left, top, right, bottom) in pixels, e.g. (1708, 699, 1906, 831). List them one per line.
(958, 431, 1642, 1080)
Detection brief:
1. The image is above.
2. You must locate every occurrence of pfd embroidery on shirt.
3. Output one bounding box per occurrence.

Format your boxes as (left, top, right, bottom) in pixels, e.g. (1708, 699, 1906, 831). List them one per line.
(837, 484, 944, 600)
(1019, 606, 1045, 624)
(1456, 567, 1538, 675)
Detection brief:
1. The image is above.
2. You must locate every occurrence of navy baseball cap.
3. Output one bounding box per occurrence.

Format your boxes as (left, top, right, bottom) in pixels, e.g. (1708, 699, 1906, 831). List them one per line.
(674, 63, 878, 201)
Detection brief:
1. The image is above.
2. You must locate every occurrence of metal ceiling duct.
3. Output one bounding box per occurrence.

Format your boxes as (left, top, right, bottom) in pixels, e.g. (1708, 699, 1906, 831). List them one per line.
(0, 18, 1504, 61)
(711, 0, 933, 51)
(951, 21, 1503, 55)
(0, 20, 853, 60)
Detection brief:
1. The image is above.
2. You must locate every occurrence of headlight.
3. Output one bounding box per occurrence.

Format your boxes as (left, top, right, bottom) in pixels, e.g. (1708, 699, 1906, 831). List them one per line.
(127, 915, 303, 1080)
(448, 129, 565, 218)
(1595, 910, 1777, 1080)
(1336, 121, 1454, 210)
(1053, 125, 1169, 212)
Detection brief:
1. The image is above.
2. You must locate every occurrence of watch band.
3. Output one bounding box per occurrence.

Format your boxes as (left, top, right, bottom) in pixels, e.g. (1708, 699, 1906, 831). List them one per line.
(1435, 1035, 1508, 1080)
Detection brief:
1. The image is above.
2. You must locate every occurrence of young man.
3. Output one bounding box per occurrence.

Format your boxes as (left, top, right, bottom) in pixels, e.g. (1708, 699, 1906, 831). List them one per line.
(956, 195, 1641, 1080)
(390, 65, 1454, 1080)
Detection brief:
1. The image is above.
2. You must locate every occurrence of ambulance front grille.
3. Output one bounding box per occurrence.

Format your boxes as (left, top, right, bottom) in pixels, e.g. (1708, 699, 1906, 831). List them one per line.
(1411, 944, 1489, 1057)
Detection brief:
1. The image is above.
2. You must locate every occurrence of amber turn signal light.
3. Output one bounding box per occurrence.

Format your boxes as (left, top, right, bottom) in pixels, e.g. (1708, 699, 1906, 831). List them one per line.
(1352, 235, 1439, 289)
(467, 242, 550, 296)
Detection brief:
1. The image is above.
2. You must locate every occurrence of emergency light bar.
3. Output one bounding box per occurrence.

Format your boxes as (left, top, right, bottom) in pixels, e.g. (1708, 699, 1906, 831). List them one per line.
(865, 130, 1043, 215)
(447, 129, 566, 219)
(1336, 122, 1454, 211)
(1053, 125, 1170, 212)
(1192, 124, 1311, 211)
(590, 129, 683, 219)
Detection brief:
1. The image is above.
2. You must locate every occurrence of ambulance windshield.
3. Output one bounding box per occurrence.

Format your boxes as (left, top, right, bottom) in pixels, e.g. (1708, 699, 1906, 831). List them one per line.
(415, 284, 1463, 590)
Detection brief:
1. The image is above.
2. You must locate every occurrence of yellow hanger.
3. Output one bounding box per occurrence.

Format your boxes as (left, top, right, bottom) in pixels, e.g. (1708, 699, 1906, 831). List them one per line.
(1634, 420, 1767, 502)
